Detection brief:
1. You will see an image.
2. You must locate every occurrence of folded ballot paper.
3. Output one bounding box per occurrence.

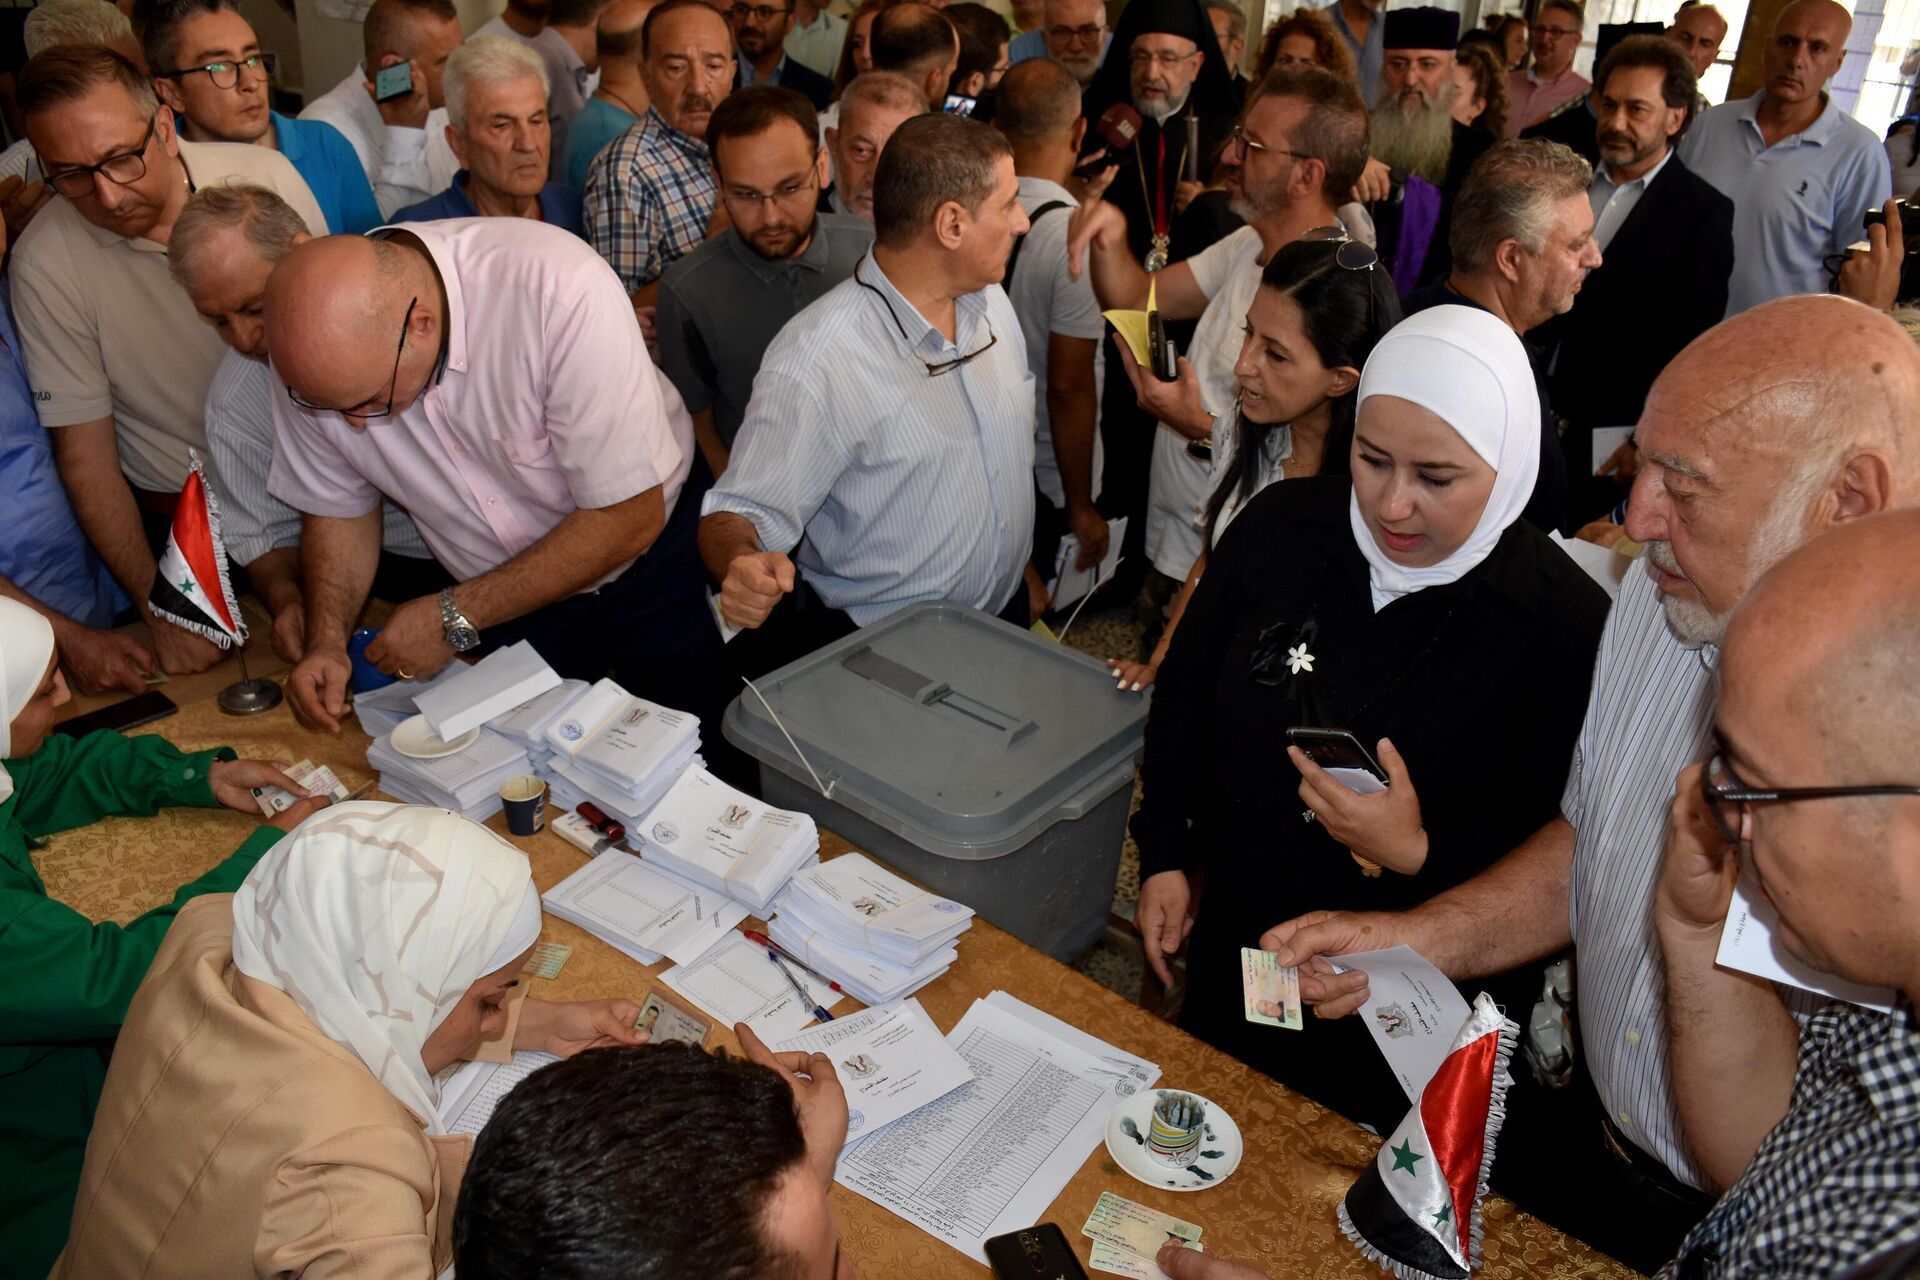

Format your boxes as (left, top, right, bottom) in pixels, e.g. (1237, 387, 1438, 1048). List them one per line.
(415, 641, 562, 741)
(767, 853, 975, 1003)
(636, 767, 820, 914)
(366, 727, 531, 821)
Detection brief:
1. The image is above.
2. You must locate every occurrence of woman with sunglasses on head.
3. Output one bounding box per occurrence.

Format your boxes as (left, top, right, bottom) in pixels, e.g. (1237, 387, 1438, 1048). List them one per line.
(1131, 305, 1609, 1132)
(1110, 235, 1399, 690)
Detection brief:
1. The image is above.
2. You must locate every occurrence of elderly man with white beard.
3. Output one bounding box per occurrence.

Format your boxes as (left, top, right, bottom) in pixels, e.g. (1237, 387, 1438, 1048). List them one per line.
(1358, 5, 1492, 290)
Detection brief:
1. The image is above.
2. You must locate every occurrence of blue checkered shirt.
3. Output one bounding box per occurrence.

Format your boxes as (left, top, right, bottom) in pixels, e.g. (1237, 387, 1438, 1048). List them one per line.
(583, 108, 716, 292)
(1662, 1000, 1920, 1278)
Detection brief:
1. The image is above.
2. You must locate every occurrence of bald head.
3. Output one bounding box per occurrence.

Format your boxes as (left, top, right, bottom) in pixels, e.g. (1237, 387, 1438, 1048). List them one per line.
(1763, 0, 1850, 105)
(266, 235, 437, 424)
(1626, 296, 1920, 645)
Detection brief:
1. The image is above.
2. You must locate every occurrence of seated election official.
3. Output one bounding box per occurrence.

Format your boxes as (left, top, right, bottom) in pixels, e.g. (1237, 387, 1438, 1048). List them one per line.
(0, 597, 330, 1280)
(1130, 305, 1607, 1134)
(263, 221, 732, 755)
(167, 184, 442, 665)
(454, 1035, 856, 1279)
(54, 802, 646, 1279)
(1653, 512, 1920, 1278)
(699, 112, 1035, 677)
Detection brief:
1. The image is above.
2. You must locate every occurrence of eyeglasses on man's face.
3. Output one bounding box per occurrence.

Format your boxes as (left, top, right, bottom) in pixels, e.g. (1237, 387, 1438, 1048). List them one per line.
(1047, 23, 1104, 45)
(723, 168, 820, 210)
(158, 51, 278, 90)
(729, 3, 789, 21)
(1130, 49, 1201, 70)
(1700, 743, 1920, 850)
(1227, 123, 1310, 163)
(1533, 23, 1580, 40)
(41, 112, 158, 199)
(287, 296, 419, 420)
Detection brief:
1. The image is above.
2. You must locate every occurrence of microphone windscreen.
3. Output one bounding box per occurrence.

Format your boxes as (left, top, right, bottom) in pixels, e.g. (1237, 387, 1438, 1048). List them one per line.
(1097, 103, 1142, 150)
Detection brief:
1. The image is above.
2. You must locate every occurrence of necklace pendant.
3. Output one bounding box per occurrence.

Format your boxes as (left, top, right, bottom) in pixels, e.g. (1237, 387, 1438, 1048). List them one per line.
(1145, 234, 1170, 273)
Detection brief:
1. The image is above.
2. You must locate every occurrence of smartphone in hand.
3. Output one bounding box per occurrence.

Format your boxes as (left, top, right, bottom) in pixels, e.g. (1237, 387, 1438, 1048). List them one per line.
(1287, 726, 1388, 794)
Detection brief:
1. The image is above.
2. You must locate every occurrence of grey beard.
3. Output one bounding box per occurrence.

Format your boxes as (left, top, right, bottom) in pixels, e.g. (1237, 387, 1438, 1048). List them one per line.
(1134, 85, 1191, 123)
(1369, 90, 1455, 184)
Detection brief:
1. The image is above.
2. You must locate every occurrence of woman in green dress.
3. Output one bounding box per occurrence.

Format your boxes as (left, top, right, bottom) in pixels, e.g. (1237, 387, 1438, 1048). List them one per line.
(0, 597, 331, 1279)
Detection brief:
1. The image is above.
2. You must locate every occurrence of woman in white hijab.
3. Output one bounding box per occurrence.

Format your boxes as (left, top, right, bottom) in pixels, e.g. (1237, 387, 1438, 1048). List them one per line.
(1132, 305, 1611, 1131)
(55, 801, 647, 1279)
(0, 596, 336, 1277)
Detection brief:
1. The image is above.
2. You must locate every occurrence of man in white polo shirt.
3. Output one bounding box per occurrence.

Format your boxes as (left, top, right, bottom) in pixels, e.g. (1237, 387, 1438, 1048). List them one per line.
(1679, 0, 1890, 315)
(10, 44, 325, 676)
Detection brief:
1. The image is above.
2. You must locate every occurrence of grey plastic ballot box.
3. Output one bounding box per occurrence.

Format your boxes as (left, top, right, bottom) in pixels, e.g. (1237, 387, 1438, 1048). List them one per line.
(722, 603, 1150, 962)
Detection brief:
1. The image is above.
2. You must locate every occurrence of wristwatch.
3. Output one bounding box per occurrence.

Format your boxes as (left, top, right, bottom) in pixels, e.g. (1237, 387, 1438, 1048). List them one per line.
(440, 588, 480, 652)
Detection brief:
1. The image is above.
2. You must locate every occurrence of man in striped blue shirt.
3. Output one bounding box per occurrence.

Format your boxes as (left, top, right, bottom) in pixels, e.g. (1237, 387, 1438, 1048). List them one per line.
(700, 112, 1035, 676)
(1261, 294, 1920, 1271)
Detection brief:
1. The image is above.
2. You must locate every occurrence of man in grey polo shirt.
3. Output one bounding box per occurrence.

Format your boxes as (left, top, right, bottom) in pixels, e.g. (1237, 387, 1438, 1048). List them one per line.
(1678, 0, 1890, 316)
(656, 85, 870, 476)
(1258, 294, 1920, 1271)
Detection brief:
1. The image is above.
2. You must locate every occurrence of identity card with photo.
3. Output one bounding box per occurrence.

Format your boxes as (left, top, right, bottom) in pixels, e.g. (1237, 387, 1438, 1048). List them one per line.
(1240, 947, 1302, 1029)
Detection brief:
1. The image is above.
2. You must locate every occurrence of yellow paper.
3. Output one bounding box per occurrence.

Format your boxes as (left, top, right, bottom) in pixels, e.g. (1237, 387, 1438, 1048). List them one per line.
(1102, 278, 1157, 366)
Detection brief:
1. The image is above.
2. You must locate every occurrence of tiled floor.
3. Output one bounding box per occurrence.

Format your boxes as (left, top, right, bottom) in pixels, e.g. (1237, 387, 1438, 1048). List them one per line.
(1052, 602, 1154, 1001)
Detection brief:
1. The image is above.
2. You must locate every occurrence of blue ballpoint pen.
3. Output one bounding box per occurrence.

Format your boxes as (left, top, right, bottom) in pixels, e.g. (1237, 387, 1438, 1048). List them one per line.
(766, 947, 834, 1023)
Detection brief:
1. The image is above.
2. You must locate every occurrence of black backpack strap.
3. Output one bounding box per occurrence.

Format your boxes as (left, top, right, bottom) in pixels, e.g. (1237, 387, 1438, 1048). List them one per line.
(1005, 199, 1072, 285)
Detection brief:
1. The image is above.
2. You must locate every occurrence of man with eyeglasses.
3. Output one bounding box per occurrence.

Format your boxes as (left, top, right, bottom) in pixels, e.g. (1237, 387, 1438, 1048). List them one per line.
(730, 0, 833, 108)
(656, 86, 870, 474)
(10, 45, 326, 678)
(392, 37, 587, 237)
(262, 219, 731, 763)
(699, 112, 1034, 677)
(1067, 65, 1367, 597)
(1008, 0, 1105, 84)
(585, 0, 735, 304)
(1506, 0, 1589, 135)
(1261, 292, 1920, 1272)
(142, 0, 381, 233)
(1654, 508, 1920, 1280)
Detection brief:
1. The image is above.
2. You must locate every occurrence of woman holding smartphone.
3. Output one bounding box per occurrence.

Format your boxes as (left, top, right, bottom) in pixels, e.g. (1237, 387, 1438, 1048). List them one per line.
(1130, 305, 1608, 1131)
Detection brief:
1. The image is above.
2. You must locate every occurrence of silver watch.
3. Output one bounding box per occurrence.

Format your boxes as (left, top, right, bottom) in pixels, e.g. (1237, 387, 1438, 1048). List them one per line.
(440, 588, 480, 652)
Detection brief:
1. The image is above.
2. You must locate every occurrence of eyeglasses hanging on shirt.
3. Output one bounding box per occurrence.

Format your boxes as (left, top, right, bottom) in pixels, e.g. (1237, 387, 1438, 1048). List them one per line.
(856, 277, 999, 377)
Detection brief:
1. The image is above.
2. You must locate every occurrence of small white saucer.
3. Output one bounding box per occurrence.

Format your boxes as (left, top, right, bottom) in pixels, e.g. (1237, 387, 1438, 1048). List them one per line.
(1104, 1089, 1243, 1192)
(390, 713, 480, 760)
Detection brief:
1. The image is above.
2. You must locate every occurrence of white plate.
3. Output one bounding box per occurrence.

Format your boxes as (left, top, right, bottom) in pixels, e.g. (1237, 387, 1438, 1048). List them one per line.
(390, 713, 481, 760)
(1103, 1089, 1243, 1192)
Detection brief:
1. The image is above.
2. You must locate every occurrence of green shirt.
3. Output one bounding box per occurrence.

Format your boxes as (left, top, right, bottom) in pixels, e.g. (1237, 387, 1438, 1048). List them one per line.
(0, 730, 286, 1280)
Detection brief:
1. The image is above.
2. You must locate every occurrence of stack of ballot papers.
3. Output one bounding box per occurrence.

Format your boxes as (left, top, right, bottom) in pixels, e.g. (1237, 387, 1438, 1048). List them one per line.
(366, 728, 531, 821)
(636, 767, 819, 913)
(487, 678, 588, 771)
(538, 678, 701, 826)
(542, 847, 748, 967)
(768, 852, 974, 1005)
(349, 665, 464, 739)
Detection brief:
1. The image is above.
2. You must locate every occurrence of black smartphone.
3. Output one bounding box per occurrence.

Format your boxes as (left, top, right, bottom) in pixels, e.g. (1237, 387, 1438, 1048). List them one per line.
(985, 1224, 1091, 1280)
(942, 92, 979, 117)
(1147, 309, 1178, 381)
(1286, 726, 1388, 791)
(54, 689, 178, 738)
(374, 61, 414, 103)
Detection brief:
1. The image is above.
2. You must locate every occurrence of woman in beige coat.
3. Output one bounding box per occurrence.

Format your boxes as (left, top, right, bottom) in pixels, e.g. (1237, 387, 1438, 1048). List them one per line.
(54, 801, 648, 1278)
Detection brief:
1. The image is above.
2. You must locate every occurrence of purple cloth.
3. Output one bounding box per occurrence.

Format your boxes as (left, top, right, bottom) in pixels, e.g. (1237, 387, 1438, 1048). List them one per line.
(1389, 176, 1444, 295)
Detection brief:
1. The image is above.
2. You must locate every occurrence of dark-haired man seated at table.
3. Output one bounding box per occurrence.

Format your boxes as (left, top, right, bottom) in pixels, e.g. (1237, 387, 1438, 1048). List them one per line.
(454, 1031, 856, 1279)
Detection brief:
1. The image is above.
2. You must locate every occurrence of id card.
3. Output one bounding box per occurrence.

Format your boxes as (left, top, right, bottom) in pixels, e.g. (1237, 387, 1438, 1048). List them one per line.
(1081, 1191, 1203, 1259)
(1241, 947, 1302, 1029)
(637, 988, 712, 1046)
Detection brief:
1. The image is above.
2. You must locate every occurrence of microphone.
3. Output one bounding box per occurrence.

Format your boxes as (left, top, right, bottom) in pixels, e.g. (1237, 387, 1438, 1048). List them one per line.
(1072, 103, 1144, 180)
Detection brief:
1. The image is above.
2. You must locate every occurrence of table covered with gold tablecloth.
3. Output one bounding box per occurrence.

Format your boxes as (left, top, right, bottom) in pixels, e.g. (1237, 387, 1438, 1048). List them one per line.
(39, 685, 1634, 1280)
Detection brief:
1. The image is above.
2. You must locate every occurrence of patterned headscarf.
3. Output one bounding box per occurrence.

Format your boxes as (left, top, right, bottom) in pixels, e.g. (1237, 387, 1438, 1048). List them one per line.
(0, 596, 57, 804)
(230, 801, 541, 1133)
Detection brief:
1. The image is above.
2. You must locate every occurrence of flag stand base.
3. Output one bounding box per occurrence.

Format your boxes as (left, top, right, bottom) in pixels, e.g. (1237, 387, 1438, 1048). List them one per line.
(218, 678, 283, 717)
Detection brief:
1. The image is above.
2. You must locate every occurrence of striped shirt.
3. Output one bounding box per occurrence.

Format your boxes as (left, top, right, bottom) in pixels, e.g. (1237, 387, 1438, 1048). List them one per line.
(583, 108, 716, 292)
(203, 349, 431, 567)
(1566, 562, 1819, 1190)
(702, 252, 1035, 625)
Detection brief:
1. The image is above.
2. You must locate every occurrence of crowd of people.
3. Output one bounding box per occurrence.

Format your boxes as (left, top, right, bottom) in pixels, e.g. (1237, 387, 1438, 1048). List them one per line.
(1, 0, 1918, 1273)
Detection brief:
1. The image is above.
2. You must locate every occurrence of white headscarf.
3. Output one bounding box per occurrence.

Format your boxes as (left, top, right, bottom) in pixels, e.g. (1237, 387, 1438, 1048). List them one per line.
(230, 801, 542, 1133)
(0, 597, 57, 804)
(1349, 305, 1541, 611)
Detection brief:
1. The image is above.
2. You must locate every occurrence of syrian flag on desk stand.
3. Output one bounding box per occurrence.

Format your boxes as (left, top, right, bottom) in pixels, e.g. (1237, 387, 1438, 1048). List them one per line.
(1338, 993, 1518, 1280)
(147, 452, 282, 714)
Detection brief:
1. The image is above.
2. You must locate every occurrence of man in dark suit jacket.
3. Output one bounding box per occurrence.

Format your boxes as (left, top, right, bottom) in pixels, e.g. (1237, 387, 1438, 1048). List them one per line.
(1535, 36, 1733, 525)
(729, 0, 836, 108)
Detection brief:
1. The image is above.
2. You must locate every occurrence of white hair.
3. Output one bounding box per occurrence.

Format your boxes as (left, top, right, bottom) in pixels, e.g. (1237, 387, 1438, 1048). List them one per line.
(443, 35, 550, 131)
(23, 0, 134, 59)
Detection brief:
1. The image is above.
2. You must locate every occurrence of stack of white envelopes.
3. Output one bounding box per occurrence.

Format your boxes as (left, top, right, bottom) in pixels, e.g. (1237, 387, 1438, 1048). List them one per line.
(366, 728, 531, 821)
(635, 767, 819, 914)
(538, 679, 701, 828)
(488, 678, 588, 773)
(770, 852, 974, 1005)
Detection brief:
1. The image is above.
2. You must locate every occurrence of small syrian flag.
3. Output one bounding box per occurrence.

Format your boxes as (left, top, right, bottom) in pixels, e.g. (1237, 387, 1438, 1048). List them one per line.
(1338, 993, 1518, 1280)
(147, 452, 247, 650)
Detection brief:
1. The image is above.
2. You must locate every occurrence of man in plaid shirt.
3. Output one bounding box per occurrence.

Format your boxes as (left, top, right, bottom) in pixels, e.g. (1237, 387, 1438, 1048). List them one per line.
(585, 0, 734, 303)
(1656, 497, 1920, 1277)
